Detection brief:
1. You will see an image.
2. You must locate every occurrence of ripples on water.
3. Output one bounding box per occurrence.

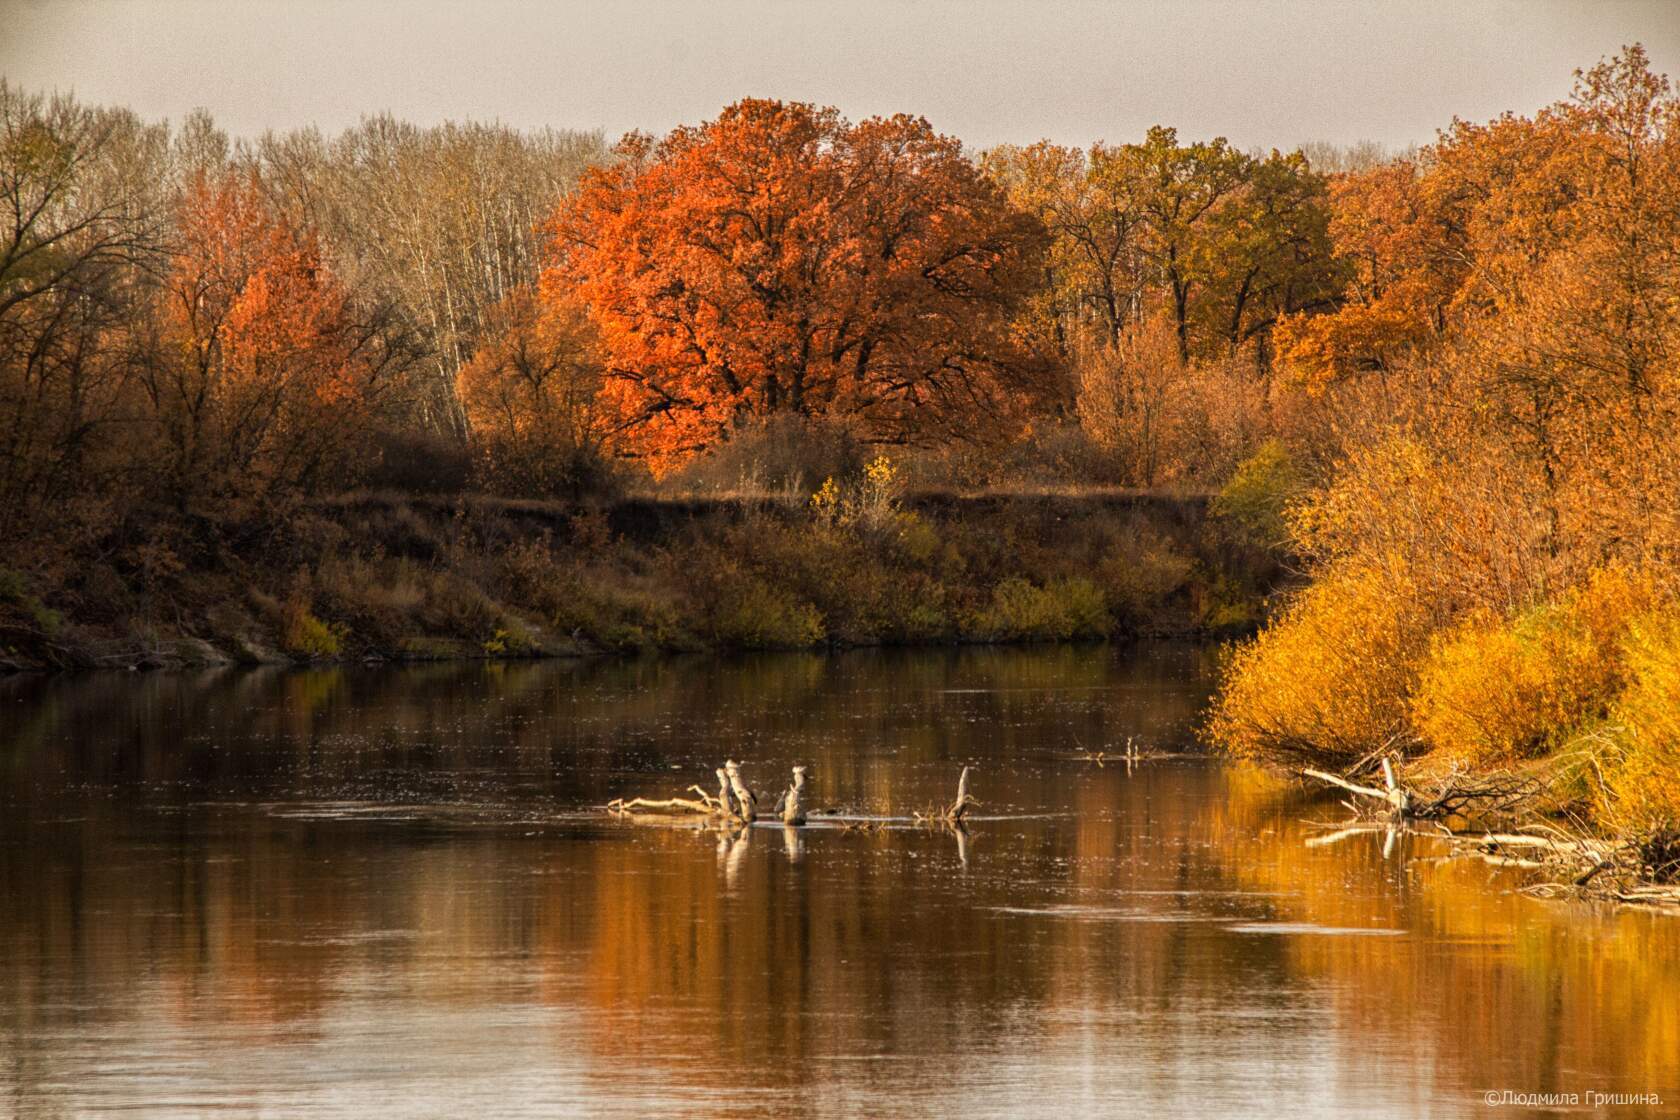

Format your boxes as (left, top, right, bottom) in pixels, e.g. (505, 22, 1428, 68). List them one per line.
(1, 645, 1676, 1117)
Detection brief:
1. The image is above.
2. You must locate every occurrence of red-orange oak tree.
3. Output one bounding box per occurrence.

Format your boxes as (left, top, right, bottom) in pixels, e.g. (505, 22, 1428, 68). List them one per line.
(545, 99, 1047, 471)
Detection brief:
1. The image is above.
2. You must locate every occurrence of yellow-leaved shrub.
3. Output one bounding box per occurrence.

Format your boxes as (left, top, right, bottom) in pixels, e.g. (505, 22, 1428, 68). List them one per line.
(1600, 609, 1680, 832)
(1206, 558, 1431, 764)
(1411, 567, 1665, 764)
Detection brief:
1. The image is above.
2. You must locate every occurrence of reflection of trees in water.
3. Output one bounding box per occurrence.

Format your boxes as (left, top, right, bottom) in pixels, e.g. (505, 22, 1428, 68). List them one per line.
(1197, 764, 1680, 1100)
(7, 646, 1669, 1109)
(0, 645, 1214, 1095)
(19, 757, 1670, 1105)
(0, 645, 1210, 806)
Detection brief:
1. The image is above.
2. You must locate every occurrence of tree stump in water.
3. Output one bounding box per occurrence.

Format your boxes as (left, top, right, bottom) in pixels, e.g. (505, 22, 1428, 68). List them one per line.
(775, 765, 808, 826)
(945, 765, 979, 823)
(716, 768, 737, 818)
(725, 759, 757, 822)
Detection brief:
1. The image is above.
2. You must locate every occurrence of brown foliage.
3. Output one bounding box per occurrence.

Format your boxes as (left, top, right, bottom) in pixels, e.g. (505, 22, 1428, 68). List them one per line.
(457, 286, 608, 497)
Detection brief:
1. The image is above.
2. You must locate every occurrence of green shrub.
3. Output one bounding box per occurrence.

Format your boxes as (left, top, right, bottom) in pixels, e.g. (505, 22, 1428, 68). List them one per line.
(971, 576, 1111, 642)
(553, 577, 693, 652)
(1199, 580, 1262, 632)
(482, 624, 541, 657)
(893, 513, 942, 566)
(709, 578, 825, 649)
(281, 596, 344, 658)
(1098, 534, 1192, 628)
(0, 568, 63, 637)
(1210, 438, 1300, 551)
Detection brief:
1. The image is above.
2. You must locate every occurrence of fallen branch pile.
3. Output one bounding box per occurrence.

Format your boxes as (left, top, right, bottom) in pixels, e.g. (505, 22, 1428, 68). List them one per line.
(1302, 757, 1542, 823)
(608, 762, 979, 831)
(607, 759, 763, 822)
(1300, 758, 1680, 909)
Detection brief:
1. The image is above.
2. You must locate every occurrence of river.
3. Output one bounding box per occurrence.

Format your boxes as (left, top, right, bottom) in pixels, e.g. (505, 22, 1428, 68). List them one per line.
(1, 645, 1675, 1117)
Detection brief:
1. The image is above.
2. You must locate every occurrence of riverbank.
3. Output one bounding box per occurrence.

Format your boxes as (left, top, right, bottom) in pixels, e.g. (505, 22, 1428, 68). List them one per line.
(0, 488, 1276, 672)
(1206, 560, 1680, 907)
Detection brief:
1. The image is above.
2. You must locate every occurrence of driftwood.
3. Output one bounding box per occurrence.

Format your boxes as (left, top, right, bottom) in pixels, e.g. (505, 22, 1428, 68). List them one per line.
(715, 768, 737, 817)
(774, 765, 808, 825)
(606, 782, 721, 815)
(947, 765, 979, 821)
(1300, 802, 1680, 910)
(1302, 758, 1410, 817)
(1479, 829, 1680, 907)
(726, 760, 758, 822)
(914, 765, 980, 825)
(609, 762, 814, 827)
(1070, 735, 1163, 768)
(1301, 756, 1546, 825)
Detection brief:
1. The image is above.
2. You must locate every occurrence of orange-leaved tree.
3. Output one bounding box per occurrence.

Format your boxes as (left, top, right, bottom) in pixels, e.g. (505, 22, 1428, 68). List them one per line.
(546, 99, 1047, 472)
(145, 170, 376, 506)
(1211, 45, 1680, 781)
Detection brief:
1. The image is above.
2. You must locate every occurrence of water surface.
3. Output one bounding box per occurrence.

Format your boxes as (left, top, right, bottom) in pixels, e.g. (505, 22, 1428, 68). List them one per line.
(1, 646, 1675, 1117)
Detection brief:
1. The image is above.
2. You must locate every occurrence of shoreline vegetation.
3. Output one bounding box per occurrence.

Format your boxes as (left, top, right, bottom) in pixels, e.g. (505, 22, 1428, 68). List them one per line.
(1200, 48, 1680, 904)
(3, 50, 1678, 895)
(0, 482, 1274, 672)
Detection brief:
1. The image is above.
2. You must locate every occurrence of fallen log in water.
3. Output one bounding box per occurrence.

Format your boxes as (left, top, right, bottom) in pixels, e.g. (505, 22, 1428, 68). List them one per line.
(1301, 757, 1547, 824)
(606, 793, 717, 815)
(1302, 758, 1409, 817)
(608, 763, 806, 825)
(605, 778, 726, 815)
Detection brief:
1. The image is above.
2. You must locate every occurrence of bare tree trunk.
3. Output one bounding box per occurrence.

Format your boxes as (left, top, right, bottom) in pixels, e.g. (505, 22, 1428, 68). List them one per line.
(945, 765, 978, 823)
(778, 765, 808, 825)
(726, 760, 757, 822)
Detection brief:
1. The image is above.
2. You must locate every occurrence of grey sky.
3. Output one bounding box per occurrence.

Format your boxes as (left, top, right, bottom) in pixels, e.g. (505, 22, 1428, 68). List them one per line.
(4, 0, 1677, 151)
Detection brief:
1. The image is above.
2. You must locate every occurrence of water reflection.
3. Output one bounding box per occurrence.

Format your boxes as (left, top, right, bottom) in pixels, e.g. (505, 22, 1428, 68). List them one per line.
(0, 646, 1675, 1118)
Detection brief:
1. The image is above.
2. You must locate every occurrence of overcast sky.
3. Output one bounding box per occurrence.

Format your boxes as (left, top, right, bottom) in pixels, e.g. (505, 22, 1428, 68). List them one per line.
(4, 0, 1678, 151)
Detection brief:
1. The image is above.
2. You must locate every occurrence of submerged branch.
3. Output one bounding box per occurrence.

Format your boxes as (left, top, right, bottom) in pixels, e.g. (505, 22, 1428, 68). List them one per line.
(1301, 757, 1544, 825)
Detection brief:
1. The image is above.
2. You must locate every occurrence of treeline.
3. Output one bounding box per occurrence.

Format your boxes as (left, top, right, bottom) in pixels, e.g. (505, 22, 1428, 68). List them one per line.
(0, 93, 606, 544)
(2, 69, 1369, 547)
(5, 47, 1679, 808)
(1207, 47, 1680, 839)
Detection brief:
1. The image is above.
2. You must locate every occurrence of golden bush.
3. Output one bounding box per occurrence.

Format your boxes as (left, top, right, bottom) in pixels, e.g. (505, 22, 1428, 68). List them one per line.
(1206, 558, 1431, 764)
(1600, 609, 1680, 831)
(1412, 567, 1667, 764)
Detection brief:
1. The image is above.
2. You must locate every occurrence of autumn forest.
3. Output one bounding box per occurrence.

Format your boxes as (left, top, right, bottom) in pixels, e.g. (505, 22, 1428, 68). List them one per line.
(4, 45, 1680, 834)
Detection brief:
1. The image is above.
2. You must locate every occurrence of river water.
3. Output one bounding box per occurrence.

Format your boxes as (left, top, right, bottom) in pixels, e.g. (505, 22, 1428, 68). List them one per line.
(1, 645, 1675, 1118)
